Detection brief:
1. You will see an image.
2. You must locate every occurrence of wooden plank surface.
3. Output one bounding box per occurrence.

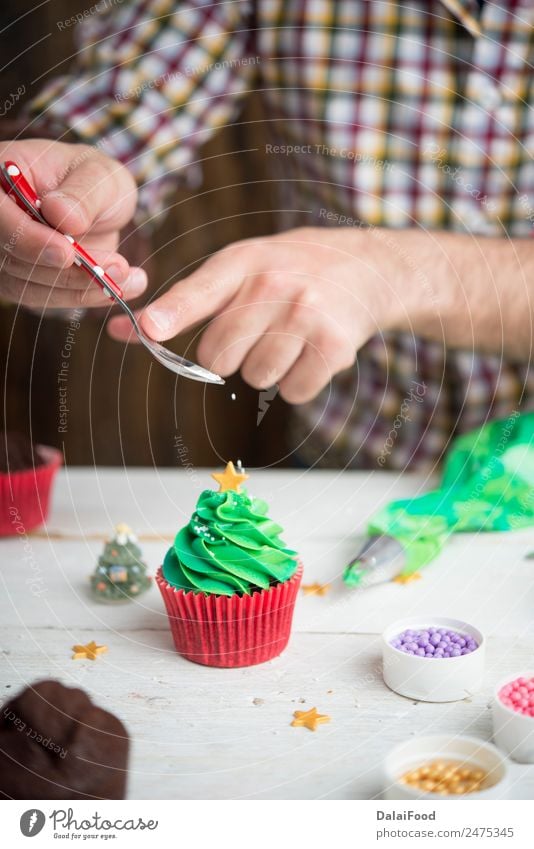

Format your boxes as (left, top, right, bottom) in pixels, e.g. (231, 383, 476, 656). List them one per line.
(1, 468, 533, 799)
(1, 629, 533, 800)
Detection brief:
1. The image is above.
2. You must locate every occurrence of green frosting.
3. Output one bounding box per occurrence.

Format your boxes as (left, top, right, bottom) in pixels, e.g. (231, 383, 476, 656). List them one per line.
(162, 489, 298, 597)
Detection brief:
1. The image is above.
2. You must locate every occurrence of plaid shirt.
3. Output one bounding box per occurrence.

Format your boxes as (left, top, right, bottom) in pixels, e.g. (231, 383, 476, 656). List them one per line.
(29, 0, 534, 470)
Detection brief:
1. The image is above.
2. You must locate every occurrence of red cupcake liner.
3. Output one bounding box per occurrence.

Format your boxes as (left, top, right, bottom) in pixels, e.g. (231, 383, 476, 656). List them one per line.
(0, 445, 62, 536)
(156, 562, 303, 668)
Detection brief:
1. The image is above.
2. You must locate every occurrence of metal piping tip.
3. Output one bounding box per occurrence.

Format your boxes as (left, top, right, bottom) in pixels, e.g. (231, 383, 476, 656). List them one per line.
(343, 534, 406, 588)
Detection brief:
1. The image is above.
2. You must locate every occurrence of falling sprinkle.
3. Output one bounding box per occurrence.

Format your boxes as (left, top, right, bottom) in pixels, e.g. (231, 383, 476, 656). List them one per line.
(231, 393, 236, 400)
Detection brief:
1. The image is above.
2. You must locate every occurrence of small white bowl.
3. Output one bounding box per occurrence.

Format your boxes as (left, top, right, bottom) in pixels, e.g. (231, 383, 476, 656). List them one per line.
(384, 734, 510, 800)
(382, 616, 485, 702)
(492, 671, 534, 764)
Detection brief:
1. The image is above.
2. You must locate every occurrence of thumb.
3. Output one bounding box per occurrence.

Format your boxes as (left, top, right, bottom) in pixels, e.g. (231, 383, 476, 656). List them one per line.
(40, 149, 137, 236)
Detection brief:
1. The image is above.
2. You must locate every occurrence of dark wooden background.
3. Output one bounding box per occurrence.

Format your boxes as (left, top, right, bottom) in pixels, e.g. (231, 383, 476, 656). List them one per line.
(0, 0, 291, 467)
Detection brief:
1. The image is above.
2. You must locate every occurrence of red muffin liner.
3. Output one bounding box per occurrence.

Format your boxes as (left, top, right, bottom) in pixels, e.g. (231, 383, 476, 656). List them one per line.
(0, 445, 62, 536)
(156, 562, 303, 667)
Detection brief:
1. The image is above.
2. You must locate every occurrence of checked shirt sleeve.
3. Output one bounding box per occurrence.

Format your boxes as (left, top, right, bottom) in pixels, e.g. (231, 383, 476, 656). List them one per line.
(27, 0, 257, 224)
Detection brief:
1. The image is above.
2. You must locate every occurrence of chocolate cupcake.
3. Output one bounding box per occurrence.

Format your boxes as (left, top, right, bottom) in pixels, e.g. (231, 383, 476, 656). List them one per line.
(0, 680, 129, 799)
(0, 431, 62, 535)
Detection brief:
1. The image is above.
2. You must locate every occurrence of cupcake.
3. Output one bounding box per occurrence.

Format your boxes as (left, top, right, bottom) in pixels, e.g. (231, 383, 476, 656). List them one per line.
(157, 461, 302, 667)
(0, 431, 62, 536)
(0, 679, 129, 799)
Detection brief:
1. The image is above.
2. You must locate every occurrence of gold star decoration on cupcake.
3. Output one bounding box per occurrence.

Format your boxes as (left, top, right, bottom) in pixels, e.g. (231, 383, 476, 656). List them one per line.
(72, 640, 108, 661)
(211, 461, 249, 493)
(291, 707, 331, 731)
(302, 582, 331, 596)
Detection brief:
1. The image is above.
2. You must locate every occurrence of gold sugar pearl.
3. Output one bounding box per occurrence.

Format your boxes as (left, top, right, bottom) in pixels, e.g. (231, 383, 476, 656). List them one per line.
(399, 760, 488, 795)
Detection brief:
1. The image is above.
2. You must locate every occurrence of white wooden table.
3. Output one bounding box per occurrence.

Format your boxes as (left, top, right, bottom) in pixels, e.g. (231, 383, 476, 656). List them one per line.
(1, 467, 533, 799)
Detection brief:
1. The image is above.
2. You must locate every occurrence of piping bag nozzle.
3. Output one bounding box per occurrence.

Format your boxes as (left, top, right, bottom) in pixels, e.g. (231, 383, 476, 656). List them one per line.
(343, 534, 406, 588)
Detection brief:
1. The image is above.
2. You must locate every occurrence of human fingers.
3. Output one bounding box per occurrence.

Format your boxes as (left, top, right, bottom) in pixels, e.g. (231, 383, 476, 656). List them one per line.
(2, 248, 132, 290)
(1, 267, 147, 309)
(278, 331, 355, 404)
(239, 330, 306, 390)
(0, 192, 75, 267)
(39, 148, 137, 236)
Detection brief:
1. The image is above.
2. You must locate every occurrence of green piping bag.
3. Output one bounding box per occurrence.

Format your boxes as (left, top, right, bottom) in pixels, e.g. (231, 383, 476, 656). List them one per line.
(344, 411, 534, 587)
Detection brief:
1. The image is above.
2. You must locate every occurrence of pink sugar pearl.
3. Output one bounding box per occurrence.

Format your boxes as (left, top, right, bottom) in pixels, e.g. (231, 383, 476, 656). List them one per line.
(499, 676, 534, 716)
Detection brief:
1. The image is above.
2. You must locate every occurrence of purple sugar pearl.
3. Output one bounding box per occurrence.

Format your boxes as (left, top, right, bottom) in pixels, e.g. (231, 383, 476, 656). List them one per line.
(390, 626, 479, 658)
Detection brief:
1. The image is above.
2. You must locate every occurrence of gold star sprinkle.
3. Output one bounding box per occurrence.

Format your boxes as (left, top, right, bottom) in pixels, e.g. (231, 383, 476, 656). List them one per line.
(291, 707, 331, 731)
(302, 582, 331, 596)
(72, 640, 108, 661)
(393, 572, 422, 585)
(211, 461, 249, 493)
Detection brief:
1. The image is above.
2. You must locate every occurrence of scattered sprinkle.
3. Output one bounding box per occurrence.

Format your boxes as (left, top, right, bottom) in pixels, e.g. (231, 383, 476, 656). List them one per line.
(393, 572, 422, 585)
(291, 707, 331, 731)
(72, 640, 108, 661)
(302, 582, 331, 596)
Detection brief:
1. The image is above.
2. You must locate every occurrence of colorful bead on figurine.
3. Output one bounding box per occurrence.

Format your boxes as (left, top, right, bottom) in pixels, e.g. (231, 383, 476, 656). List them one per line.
(90, 523, 151, 603)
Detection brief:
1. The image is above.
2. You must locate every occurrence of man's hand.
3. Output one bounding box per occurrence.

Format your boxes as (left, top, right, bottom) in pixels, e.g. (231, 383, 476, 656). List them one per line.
(108, 227, 401, 403)
(0, 139, 147, 308)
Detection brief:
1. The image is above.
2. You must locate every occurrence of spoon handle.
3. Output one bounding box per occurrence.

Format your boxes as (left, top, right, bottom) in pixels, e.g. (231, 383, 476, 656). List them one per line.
(0, 160, 123, 300)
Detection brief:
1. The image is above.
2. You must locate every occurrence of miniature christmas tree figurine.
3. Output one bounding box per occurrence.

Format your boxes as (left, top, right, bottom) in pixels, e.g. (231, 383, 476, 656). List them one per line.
(90, 524, 151, 602)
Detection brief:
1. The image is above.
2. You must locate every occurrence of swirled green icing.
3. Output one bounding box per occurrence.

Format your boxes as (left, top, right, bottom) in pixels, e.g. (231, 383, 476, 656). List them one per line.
(162, 489, 298, 596)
